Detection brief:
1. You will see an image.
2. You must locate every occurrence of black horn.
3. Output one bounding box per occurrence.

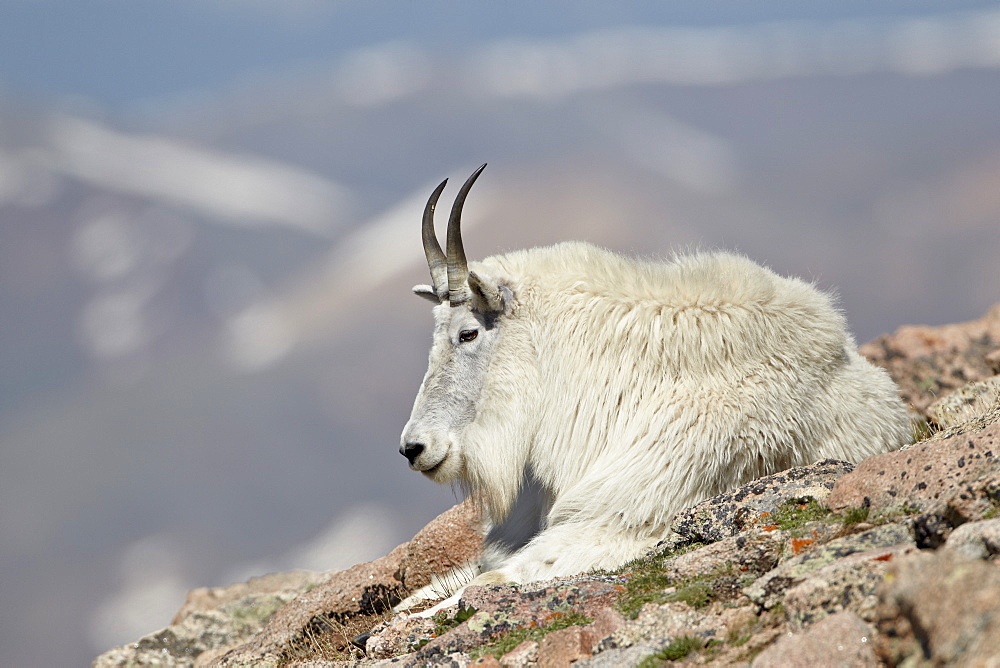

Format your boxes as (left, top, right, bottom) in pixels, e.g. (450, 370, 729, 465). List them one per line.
(422, 178, 449, 299)
(447, 163, 487, 305)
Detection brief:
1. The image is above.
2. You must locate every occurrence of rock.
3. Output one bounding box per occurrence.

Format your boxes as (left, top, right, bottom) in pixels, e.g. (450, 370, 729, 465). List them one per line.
(826, 418, 1000, 546)
(988, 347, 1000, 371)
(601, 601, 727, 650)
(499, 640, 538, 667)
(666, 460, 854, 547)
(580, 602, 732, 667)
(584, 607, 626, 647)
(574, 640, 669, 668)
(362, 615, 436, 660)
(781, 542, 919, 628)
(744, 523, 913, 609)
(395, 499, 485, 592)
(860, 302, 1000, 417)
(581, 603, 761, 667)
(931, 403, 1000, 442)
(928, 375, 1000, 427)
(172, 570, 321, 625)
(407, 577, 622, 665)
(875, 550, 1000, 666)
(943, 517, 1000, 560)
(460, 578, 623, 620)
(536, 626, 592, 667)
(93, 588, 302, 668)
(661, 528, 788, 583)
(211, 500, 482, 666)
(752, 611, 878, 668)
(357, 577, 624, 666)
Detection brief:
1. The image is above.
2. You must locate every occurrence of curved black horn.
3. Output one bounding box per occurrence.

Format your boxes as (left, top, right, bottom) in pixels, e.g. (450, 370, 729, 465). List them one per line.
(422, 178, 449, 297)
(447, 163, 487, 304)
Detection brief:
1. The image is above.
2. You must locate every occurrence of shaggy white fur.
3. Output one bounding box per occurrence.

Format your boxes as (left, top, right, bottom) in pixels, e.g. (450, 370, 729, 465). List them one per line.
(399, 241, 909, 614)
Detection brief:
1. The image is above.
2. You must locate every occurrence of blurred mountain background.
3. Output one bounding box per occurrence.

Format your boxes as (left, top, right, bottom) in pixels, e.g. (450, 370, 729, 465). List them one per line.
(2, 2, 1000, 665)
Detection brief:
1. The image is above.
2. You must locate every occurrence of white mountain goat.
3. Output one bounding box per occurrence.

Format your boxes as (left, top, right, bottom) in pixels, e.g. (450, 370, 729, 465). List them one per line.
(398, 164, 909, 613)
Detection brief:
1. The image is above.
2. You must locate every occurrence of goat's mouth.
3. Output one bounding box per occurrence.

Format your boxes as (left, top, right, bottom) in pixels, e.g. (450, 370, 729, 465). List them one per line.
(419, 456, 447, 476)
(403, 437, 456, 480)
(402, 436, 450, 473)
(416, 451, 456, 481)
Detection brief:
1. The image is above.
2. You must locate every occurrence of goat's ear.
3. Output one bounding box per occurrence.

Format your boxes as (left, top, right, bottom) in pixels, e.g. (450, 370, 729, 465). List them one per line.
(412, 284, 442, 303)
(468, 270, 509, 314)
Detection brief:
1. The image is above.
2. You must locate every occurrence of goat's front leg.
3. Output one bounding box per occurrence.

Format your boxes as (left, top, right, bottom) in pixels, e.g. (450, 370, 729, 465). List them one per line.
(408, 569, 511, 618)
(499, 520, 659, 582)
(411, 520, 659, 617)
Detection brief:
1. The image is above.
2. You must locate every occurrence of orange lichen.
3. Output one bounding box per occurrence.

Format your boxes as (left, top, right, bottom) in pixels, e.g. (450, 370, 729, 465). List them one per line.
(790, 538, 814, 554)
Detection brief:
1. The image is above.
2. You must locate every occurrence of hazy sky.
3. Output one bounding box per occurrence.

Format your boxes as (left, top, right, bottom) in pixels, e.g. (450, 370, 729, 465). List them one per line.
(2, 0, 995, 109)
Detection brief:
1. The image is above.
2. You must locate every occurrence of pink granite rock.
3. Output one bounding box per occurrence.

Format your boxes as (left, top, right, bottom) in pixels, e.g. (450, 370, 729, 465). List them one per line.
(927, 375, 1000, 427)
(662, 528, 790, 583)
(943, 518, 1000, 560)
(409, 578, 623, 665)
(744, 523, 913, 611)
(212, 500, 482, 666)
(395, 499, 484, 591)
(499, 640, 538, 667)
(581, 607, 625, 653)
(536, 626, 592, 667)
(825, 420, 1000, 530)
(875, 550, 1000, 665)
(752, 611, 878, 668)
(860, 302, 1000, 416)
(601, 601, 731, 653)
(780, 542, 919, 629)
(172, 570, 321, 625)
(363, 615, 437, 660)
(667, 460, 855, 546)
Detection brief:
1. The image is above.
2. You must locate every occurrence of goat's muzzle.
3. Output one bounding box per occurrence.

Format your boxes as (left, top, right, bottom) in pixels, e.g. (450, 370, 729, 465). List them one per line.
(400, 441, 425, 466)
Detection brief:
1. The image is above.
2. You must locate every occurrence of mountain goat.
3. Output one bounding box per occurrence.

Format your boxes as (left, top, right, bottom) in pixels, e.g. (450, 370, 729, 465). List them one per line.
(399, 164, 909, 612)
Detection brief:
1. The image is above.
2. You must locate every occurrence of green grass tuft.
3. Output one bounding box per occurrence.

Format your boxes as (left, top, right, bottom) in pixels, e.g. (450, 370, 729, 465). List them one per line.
(470, 612, 592, 660)
(615, 564, 674, 618)
(980, 498, 1000, 520)
(638, 635, 704, 665)
(768, 497, 832, 533)
(664, 581, 712, 609)
(432, 604, 478, 633)
(413, 604, 480, 651)
(613, 559, 739, 619)
(841, 505, 871, 527)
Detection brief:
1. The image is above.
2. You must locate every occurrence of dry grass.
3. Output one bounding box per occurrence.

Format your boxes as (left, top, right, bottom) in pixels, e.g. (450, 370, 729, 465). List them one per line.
(277, 588, 405, 665)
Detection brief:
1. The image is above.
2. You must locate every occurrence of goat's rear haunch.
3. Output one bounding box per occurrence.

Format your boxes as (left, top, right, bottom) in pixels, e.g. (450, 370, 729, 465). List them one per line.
(397, 163, 910, 615)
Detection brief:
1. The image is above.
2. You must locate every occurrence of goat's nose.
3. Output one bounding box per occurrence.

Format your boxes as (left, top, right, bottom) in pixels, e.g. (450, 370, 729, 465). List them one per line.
(400, 441, 425, 465)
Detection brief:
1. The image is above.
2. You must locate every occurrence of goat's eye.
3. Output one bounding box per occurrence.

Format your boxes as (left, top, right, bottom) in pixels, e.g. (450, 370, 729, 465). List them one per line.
(459, 329, 479, 343)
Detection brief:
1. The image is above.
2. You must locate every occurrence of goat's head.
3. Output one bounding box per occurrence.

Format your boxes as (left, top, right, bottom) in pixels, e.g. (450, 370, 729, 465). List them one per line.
(400, 165, 513, 483)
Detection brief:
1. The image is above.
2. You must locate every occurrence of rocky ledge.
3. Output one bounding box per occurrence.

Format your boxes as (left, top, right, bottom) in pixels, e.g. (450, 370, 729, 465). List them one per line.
(95, 304, 1000, 667)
